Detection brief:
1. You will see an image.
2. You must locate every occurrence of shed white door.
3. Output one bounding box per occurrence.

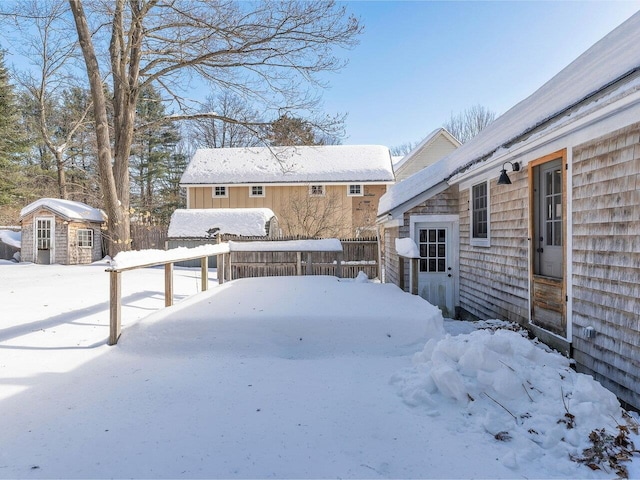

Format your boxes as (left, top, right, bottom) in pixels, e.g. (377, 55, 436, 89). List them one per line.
(36, 217, 54, 264)
(415, 222, 457, 317)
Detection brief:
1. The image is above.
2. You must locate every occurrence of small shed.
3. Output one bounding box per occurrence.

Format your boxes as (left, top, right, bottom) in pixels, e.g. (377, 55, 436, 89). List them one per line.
(19, 198, 106, 265)
(166, 208, 279, 267)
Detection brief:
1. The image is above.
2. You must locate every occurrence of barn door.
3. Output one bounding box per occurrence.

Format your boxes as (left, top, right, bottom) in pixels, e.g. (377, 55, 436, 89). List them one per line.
(36, 217, 54, 264)
(415, 222, 458, 318)
(531, 155, 566, 336)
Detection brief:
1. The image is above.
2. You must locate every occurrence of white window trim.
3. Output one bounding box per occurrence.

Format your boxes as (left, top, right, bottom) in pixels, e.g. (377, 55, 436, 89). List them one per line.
(347, 184, 363, 197)
(249, 185, 265, 198)
(309, 184, 325, 196)
(470, 180, 491, 247)
(77, 228, 94, 248)
(213, 186, 228, 198)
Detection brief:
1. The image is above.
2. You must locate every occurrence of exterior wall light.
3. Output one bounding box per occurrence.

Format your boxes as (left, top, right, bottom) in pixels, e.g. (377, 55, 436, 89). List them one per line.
(497, 161, 520, 185)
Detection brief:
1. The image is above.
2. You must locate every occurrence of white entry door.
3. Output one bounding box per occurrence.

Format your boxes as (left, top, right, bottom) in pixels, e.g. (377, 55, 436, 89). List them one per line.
(414, 221, 458, 318)
(35, 217, 54, 264)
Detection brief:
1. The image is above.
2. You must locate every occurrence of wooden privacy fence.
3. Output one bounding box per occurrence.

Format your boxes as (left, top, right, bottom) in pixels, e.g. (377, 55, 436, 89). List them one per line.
(223, 235, 379, 280)
(105, 239, 345, 345)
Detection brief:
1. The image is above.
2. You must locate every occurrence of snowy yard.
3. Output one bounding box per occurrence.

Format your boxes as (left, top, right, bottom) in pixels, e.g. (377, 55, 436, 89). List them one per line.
(0, 261, 637, 479)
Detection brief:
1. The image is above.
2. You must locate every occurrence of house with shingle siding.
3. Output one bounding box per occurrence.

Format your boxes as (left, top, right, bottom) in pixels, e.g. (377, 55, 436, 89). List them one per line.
(377, 13, 640, 409)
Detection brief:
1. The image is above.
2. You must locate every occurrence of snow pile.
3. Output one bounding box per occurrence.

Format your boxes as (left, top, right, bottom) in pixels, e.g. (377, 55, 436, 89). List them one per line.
(126, 276, 446, 359)
(111, 244, 229, 269)
(19, 198, 106, 222)
(180, 145, 395, 184)
(167, 208, 275, 238)
(392, 328, 629, 475)
(395, 237, 420, 258)
(0, 229, 21, 248)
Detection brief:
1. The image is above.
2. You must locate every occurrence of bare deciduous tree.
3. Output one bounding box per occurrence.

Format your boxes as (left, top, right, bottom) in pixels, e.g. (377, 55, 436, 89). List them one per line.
(10, 0, 92, 200)
(279, 190, 348, 238)
(443, 104, 496, 144)
(390, 141, 420, 157)
(67, 0, 361, 255)
(190, 92, 263, 148)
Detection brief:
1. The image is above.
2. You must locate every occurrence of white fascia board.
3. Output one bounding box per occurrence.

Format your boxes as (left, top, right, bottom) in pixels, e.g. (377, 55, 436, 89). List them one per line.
(455, 86, 640, 188)
(180, 181, 394, 188)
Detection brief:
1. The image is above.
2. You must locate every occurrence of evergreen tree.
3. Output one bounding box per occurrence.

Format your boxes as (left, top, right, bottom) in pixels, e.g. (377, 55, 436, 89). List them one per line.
(0, 48, 29, 207)
(130, 86, 181, 224)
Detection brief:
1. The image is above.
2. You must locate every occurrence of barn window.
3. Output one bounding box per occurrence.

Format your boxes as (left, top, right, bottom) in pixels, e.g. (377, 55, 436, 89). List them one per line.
(470, 181, 490, 247)
(213, 186, 228, 197)
(309, 185, 325, 196)
(347, 184, 363, 196)
(77, 229, 94, 248)
(250, 185, 265, 197)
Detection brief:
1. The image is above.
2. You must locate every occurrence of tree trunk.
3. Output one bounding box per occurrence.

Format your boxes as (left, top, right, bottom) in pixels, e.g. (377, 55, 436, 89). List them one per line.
(69, 0, 129, 255)
(54, 151, 67, 199)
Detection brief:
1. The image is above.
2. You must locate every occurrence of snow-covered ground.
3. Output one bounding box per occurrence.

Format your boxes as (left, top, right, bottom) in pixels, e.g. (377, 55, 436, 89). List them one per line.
(0, 260, 637, 479)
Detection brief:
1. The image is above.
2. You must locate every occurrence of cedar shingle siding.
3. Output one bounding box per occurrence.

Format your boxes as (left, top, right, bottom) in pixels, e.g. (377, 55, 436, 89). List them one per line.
(458, 175, 529, 323)
(571, 122, 640, 409)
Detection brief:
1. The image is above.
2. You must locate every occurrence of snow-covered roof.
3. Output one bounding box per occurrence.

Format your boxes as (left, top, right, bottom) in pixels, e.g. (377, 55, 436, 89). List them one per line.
(180, 145, 395, 185)
(379, 12, 640, 216)
(19, 198, 106, 223)
(391, 155, 404, 167)
(0, 230, 21, 249)
(167, 208, 276, 238)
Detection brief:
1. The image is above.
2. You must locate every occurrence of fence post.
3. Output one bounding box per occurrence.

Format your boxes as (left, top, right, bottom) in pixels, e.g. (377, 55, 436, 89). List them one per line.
(336, 251, 343, 278)
(225, 252, 232, 281)
(109, 270, 121, 346)
(399, 257, 405, 291)
(217, 253, 225, 284)
(296, 252, 302, 276)
(306, 252, 312, 275)
(201, 256, 208, 291)
(411, 258, 419, 295)
(165, 262, 174, 307)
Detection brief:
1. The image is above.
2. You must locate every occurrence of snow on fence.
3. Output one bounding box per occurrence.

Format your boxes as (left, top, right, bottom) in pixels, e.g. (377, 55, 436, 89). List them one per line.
(395, 238, 420, 296)
(105, 239, 345, 345)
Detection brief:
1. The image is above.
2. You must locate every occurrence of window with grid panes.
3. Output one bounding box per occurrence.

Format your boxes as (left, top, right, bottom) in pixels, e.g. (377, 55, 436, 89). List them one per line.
(77, 229, 93, 248)
(418, 228, 447, 273)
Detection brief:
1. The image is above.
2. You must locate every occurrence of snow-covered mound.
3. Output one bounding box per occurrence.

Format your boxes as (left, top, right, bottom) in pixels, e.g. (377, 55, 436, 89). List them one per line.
(392, 328, 631, 475)
(124, 276, 445, 358)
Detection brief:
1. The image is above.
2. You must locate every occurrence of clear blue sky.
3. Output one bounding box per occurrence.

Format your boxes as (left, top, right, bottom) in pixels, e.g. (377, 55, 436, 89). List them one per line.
(323, 1, 640, 147)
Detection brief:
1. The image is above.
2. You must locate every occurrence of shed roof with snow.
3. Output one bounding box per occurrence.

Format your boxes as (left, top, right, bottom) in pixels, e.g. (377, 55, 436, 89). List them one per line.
(378, 11, 640, 217)
(19, 198, 106, 223)
(180, 145, 395, 185)
(168, 208, 277, 238)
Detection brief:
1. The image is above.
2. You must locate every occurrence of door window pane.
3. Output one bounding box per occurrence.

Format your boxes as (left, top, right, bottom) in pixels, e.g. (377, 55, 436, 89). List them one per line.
(418, 228, 447, 273)
(37, 220, 51, 249)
